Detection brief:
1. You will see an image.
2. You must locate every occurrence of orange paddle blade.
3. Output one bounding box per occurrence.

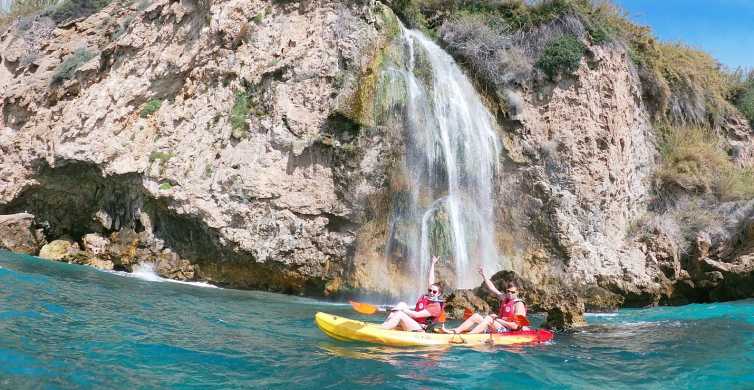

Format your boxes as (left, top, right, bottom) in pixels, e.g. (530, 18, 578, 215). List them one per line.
(437, 311, 447, 323)
(463, 308, 474, 320)
(514, 315, 530, 327)
(349, 300, 379, 315)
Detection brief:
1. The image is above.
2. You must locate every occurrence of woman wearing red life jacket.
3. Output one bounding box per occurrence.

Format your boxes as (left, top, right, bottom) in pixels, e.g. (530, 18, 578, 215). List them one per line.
(381, 256, 445, 332)
(447, 266, 527, 334)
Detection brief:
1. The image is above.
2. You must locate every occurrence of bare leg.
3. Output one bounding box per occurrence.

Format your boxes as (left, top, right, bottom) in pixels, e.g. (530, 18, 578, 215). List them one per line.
(381, 312, 402, 329)
(396, 311, 424, 331)
(381, 311, 423, 331)
(468, 315, 495, 334)
(451, 313, 484, 333)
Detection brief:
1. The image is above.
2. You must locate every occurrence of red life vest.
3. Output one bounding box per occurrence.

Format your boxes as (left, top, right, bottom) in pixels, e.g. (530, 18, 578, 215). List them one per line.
(414, 295, 444, 325)
(498, 298, 524, 320)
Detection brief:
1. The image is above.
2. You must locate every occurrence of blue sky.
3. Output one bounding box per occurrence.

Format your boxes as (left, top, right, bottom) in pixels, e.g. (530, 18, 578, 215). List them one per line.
(614, 0, 754, 69)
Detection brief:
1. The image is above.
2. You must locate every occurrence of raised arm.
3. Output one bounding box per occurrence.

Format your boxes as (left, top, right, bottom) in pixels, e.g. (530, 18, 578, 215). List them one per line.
(478, 266, 504, 300)
(428, 256, 438, 287)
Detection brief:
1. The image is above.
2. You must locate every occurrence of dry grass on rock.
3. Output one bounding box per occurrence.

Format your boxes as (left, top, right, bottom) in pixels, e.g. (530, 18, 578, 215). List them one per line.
(439, 13, 532, 89)
(657, 126, 754, 201)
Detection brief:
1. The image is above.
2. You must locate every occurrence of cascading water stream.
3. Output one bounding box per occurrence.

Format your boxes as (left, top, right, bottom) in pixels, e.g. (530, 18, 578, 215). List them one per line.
(382, 25, 506, 294)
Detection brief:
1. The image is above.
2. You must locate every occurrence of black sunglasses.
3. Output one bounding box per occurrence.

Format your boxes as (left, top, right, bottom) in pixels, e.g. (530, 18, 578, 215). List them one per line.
(428, 289, 440, 294)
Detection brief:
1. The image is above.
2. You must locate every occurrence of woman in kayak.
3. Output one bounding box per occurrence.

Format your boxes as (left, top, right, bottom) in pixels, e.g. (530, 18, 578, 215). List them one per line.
(381, 256, 445, 332)
(446, 267, 526, 334)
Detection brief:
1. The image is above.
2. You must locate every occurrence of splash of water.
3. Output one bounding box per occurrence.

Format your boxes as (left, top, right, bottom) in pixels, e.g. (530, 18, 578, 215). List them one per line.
(106, 263, 218, 288)
(383, 26, 505, 293)
(130, 263, 164, 282)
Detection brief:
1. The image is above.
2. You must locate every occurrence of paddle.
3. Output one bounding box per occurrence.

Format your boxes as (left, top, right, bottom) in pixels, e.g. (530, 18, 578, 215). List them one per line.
(349, 300, 386, 315)
(350, 300, 449, 324)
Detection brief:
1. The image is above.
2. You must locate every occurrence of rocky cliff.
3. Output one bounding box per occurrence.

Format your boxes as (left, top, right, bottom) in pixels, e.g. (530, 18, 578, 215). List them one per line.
(2, 0, 753, 327)
(0, 0, 400, 294)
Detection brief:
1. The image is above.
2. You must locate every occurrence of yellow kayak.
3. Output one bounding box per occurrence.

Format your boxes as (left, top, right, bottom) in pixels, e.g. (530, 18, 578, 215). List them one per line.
(315, 312, 554, 347)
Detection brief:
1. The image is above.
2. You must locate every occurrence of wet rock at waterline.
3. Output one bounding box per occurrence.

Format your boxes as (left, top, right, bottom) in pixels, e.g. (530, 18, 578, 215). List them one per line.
(581, 286, 624, 313)
(0, 213, 46, 254)
(39, 239, 82, 261)
(39, 238, 114, 270)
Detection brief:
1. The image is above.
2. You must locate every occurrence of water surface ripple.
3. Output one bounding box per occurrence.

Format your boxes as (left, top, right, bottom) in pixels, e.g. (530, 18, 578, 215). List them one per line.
(1, 251, 752, 389)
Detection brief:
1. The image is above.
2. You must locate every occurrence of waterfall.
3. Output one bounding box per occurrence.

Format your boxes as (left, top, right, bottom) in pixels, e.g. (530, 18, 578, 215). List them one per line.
(381, 26, 505, 294)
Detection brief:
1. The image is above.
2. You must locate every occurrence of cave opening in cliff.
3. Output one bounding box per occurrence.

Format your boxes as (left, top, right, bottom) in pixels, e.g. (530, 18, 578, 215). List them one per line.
(1, 162, 144, 241)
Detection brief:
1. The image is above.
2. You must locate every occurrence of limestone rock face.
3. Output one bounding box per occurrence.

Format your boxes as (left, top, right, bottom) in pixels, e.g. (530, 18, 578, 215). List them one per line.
(581, 285, 624, 312)
(82, 233, 111, 257)
(0, 213, 46, 254)
(0, 0, 399, 293)
(491, 44, 661, 306)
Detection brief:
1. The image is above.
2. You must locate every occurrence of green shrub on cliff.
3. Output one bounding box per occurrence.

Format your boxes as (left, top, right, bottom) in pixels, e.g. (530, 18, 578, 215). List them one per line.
(535, 35, 585, 80)
(45, 0, 112, 24)
(730, 69, 754, 126)
(455, 0, 576, 30)
(2, 0, 117, 30)
(140, 99, 162, 118)
(230, 91, 250, 139)
(392, 0, 430, 32)
(51, 48, 96, 84)
(737, 89, 754, 126)
(149, 151, 174, 162)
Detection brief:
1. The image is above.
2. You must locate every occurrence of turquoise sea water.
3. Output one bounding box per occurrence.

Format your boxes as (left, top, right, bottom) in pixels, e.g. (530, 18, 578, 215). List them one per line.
(1, 250, 753, 389)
